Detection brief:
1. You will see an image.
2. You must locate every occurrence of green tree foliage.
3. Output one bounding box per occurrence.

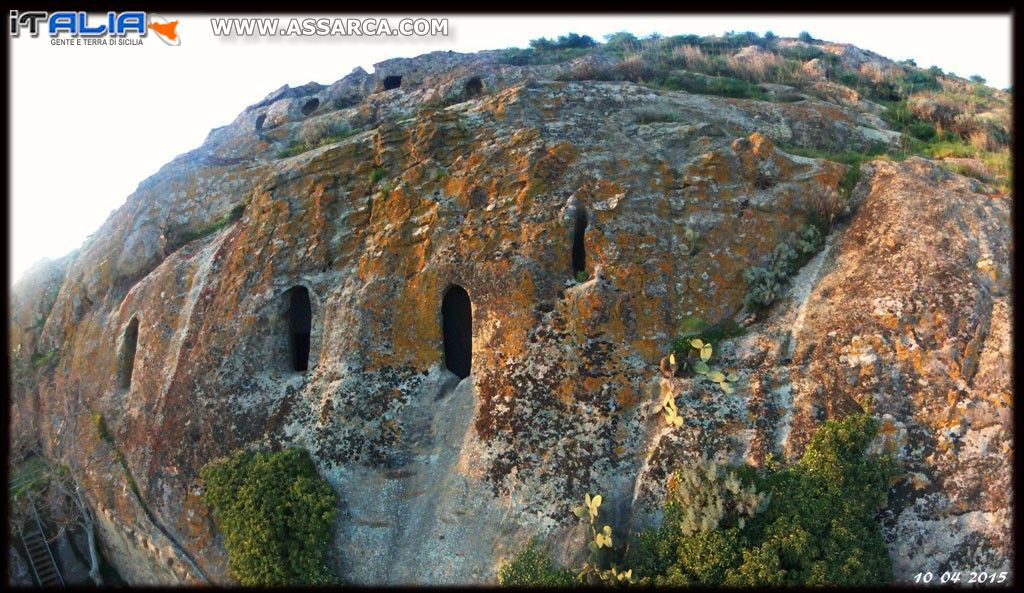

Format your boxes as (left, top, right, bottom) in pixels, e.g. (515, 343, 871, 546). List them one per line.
(629, 413, 895, 587)
(498, 541, 577, 587)
(501, 493, 634, 587)
(630, 462, 765, 586)
(603, 31, 640, 53)
(200, 448, 340, 586)
(501, 415, 894, 587)
(530, 32, 598, 50)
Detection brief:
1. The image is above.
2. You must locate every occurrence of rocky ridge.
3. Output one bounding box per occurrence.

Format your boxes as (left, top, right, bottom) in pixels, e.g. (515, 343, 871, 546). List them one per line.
(8, 37, 1013, 584)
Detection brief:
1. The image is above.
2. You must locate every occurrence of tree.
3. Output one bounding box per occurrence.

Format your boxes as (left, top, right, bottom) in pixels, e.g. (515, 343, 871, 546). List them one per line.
(200, 448, 339, 586)
(628, 414, 895, 587)
(529, 32, 597, 50)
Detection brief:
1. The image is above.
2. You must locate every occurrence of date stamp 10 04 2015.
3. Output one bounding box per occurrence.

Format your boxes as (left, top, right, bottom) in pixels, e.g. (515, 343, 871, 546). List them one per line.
(913, 571, 1009, 585)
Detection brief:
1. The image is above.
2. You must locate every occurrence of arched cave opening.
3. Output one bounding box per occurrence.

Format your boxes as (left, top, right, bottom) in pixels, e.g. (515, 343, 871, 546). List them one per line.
(442, 285, 472, 380)
(572, 207, 588, 278)
(383, 75, 403, 91)
(118, 317, 139, 389)
(464, 77, 483, 98)
(255, 114, 266, 132)
(301, 98, 320, 116)
(286, 286, 312, 372)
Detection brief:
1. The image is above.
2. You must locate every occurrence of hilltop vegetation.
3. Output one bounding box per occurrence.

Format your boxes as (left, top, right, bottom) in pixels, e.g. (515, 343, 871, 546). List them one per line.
(501, 414, 896, 587)
(7, 27, 1010, 587)
(501, 30, 1012, 191)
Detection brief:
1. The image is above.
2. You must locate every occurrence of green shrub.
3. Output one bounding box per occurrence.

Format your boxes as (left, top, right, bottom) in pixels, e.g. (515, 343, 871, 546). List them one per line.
(298, 119, 353, 147)
(31, 348, 60, 370)
(630, 414, 895, 587)
(499, 46, 594, 66)
(736, 414, 894, 585)
(498, 541, 576, 587)
(793, 224, 824, 257)
(602, 31, 641, 54)
(200, 448, 340, 586)
(8, 456, 50, 499)
(880, 100, 932, 136)
(907, 120, 937, 141)
(369, 167, 387, 185)
(742, 266, 782, 310)
(896, 68, 941, 95)
(277, 140, 308, 159)
(632, 107, 683, 124)
(277, 122, 356, 158)
(177, 204, 244, 245)
(530, 32, 598, 50)
(838, 161, 861, 201)
(972, 84, 994, 98)
(638, 527, 746, 586)
(93, 413, 114, 445)
(670, 316, 746, 356)
(661, 72, 769, 100)
(836, 70, 860, 88)
(743, 224, 824, 311)
(778, 44, 825, 61)
(501, 493, 634, 587)
(940, 162, 990, 183)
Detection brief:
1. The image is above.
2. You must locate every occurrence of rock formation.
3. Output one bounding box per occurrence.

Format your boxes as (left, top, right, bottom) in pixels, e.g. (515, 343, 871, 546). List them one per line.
(8, 37, 1012, 584)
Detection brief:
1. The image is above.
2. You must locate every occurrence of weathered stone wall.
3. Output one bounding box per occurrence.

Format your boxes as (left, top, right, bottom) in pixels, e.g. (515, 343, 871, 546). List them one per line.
(8, 46, 1012, 584)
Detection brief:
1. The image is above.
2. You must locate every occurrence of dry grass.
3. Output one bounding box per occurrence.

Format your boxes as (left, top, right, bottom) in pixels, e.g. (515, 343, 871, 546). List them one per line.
(857, 62, 886, 84)
(616, 53, 656, 80)
(298, 118, 333, 146)
(908, 93, 964, 132)
(728, 51, 784, 82)
(673, 45, 709, 71)
(968, 128, 998, 152)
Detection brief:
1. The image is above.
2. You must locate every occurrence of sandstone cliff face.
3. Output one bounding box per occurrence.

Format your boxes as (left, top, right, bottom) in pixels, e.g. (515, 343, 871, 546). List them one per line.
(9, 46, 1012, 584)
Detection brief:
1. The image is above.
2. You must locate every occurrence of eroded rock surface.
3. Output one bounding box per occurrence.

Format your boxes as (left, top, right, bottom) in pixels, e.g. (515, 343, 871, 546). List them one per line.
(9, 45, 1012, 584)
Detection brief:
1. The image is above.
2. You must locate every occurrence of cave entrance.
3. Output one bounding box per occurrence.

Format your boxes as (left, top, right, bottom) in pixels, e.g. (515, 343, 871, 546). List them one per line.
(301, 98, 320, 116)
(572, 207, 588, 277)
(442, 285, 472, 379)
(286, 286, 312, 372)
(255, 114, 266, 132)
(383, 75, 402, 91)
(464, 77, 483, 98)
(118, 317, 139, 389)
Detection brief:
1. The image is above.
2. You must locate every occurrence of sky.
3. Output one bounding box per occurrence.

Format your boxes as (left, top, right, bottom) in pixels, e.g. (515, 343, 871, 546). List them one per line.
(8, 14, 1013, 286)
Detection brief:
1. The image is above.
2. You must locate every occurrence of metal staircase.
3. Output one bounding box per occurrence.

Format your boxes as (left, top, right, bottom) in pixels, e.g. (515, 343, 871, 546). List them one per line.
(16, 494, 65, 587)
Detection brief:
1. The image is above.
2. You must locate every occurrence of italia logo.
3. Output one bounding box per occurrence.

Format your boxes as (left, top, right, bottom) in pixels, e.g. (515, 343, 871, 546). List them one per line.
(148, 13, 180, 45)
(9, 10, 181, 45)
